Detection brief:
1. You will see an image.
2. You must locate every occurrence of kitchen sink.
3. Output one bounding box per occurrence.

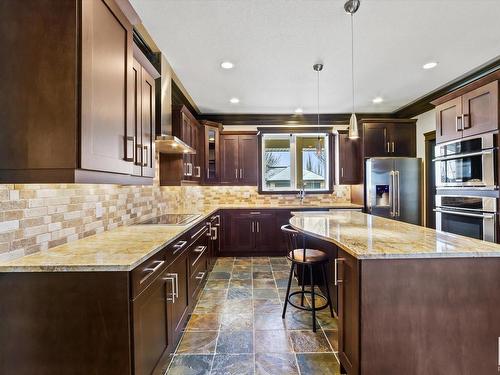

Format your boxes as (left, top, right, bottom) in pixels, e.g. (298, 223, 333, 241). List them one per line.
(138, 213, 201, 225)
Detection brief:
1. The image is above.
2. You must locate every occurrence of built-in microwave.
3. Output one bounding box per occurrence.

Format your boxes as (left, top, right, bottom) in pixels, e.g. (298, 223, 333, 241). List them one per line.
(434, 133, 497, 189)
(435, 194, 497, 242)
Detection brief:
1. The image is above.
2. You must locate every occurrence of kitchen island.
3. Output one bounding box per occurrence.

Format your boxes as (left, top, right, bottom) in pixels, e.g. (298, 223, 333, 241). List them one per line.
(290, 211, 500, 375)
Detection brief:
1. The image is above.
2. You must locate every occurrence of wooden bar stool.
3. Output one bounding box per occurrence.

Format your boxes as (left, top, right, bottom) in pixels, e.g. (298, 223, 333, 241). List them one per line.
(281, 224, 334, 332)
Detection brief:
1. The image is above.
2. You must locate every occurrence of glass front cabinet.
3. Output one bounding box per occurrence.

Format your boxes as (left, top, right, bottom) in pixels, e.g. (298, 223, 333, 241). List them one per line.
(201, 120, 222, 184)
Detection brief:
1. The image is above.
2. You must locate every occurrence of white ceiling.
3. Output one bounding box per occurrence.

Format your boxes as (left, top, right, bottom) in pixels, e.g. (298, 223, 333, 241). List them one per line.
(131, 0, 500, 114)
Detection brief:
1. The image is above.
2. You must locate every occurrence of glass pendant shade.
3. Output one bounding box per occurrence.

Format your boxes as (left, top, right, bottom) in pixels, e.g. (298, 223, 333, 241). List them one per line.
(348, 113, 359, 139)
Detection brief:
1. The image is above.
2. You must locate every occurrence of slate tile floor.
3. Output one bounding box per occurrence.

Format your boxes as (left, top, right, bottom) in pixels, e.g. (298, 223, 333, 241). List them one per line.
(165, 257, 340, 375)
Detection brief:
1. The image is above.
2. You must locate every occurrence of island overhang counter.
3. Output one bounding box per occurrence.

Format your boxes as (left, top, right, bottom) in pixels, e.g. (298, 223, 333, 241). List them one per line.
(290, 211, 500, 375)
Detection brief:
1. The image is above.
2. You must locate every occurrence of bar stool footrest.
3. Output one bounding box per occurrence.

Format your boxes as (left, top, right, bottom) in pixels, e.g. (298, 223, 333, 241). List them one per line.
(287, 290, 329, 312)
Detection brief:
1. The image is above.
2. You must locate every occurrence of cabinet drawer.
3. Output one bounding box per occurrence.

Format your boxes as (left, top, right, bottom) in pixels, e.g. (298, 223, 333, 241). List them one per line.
(190, 247, 208, 299)
(131, 248, 167, 298)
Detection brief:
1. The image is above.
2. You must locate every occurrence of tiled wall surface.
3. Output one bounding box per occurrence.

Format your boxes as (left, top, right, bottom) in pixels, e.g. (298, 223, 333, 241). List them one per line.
(0, 183, 350, 262)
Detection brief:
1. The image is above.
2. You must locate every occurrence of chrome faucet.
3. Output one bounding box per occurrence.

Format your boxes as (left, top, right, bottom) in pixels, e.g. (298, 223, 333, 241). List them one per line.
(297, 183, 306, 204)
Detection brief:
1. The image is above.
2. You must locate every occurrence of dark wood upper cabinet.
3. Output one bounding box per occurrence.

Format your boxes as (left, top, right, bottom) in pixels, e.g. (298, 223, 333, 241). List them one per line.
(361, 119, 416, 158)
(461, 81, 498, 138)
(161, 105, 202, 185)
(132, 58, 156, 178)
(238, 135, 259, 184)
(338, 131, 362, 184)
(436, 97, 462, 144)
(220, 133, 258, 185)
(434, 80, 499, 144)
(220, 135, 240, 184)
(0, 0, 152, 184)
(362, 123, 389, 158)
(200, 121, 222, 184)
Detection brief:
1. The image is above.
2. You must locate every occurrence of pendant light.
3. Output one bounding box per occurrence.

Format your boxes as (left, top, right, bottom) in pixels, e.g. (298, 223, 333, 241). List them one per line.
(345, 0, 360, 139)
(313, 63, 323, 156)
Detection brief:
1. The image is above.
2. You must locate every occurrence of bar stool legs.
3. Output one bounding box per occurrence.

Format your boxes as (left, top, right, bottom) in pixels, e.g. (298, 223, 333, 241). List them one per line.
(321, 262, 335, 318)
(309, 263, 317, 332)
(282, 262, 295, 319)
(282, 260, 334, 333)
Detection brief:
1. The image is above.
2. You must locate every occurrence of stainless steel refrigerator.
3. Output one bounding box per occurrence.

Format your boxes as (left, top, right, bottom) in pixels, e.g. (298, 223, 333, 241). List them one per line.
(365, 157, 422, 225)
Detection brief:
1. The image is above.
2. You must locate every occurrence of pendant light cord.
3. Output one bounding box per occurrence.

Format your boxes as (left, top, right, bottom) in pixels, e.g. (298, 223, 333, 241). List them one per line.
(317, 68, 320, 132)
(351, 13, 355, 114)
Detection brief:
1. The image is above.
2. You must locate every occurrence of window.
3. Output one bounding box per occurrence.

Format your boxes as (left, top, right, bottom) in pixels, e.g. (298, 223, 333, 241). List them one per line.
(261, 133, 330, 192)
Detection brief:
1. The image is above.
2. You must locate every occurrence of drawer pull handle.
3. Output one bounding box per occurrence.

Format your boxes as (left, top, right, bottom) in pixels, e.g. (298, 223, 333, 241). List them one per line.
(172, 240, 187, 255)
(249, 212, 261, 215)
(195, 272, 206, 280)
(191, 226, 208, 239)
(140, 260, 165, 284)
(192, 246, 207, 266)
(163, 273, 176, 302)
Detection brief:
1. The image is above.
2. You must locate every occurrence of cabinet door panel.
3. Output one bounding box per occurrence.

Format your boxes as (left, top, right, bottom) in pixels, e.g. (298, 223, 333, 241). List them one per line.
(220, 135, 239, 183)
(255, 213, 277, 252)
(337, 249, 360, 375)
(462, 81, 498, 138)
(141, 67, 155, 177)
(131, 59, 143, 176)
(169, 251, 190, 343)
(389, 124, 416, 157)
(363, 124, 388, 157)
(436, 97, 462, 144)
(238, 135, 258, 184)
(132, 271, 172, 375)
(338, 132, 361, 184)
(228, 214, 255, 253)
(81, 0, 133, 174)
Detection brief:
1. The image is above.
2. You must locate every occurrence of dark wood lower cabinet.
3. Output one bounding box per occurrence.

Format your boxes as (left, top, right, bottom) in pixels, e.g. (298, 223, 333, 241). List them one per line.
(132, 269, 173, 375)
(337, 248, 359, 375)
(167, 249, 190, 346)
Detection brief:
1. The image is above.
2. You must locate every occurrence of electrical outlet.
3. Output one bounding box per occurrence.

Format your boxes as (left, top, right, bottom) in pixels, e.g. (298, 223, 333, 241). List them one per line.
(243, 191, 250, 199)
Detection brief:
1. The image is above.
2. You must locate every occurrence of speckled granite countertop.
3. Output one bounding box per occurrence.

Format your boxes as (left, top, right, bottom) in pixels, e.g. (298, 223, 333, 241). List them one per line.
(0, 203, 361, 272)
(290, 211, 500, 259)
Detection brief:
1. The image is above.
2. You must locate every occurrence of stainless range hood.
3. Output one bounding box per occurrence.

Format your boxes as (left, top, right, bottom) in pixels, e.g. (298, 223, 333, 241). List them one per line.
(155, 53, 196, 155)
(155, 135, 196, 154)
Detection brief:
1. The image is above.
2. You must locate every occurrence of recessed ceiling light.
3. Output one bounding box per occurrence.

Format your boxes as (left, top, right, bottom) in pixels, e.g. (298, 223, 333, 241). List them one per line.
(221, 61, 234, 69)
(230, 97, 240, 104)
(295, 108, 303, 114)
(422, 61, 438, 70)
(372, 97, 383, 104)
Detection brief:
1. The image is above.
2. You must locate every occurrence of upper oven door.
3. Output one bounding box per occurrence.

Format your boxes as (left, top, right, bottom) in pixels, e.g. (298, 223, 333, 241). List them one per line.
(434, 133, 497, 189)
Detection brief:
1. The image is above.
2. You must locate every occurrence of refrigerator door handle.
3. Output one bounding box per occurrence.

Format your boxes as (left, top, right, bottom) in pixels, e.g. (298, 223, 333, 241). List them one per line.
(389, 170, 395, 217)
(396, 170, 401, 217)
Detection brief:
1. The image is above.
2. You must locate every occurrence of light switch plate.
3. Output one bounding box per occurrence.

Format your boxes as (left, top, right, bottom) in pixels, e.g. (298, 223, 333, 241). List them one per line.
(243, 191, 250, 198)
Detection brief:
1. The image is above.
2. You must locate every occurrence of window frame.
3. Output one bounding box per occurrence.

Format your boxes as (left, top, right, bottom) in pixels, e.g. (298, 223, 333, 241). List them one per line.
(258, 128, 335, 194)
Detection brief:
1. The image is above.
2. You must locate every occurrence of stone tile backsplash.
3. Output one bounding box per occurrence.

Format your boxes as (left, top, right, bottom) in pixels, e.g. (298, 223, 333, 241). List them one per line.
(0, 183, 350, 261)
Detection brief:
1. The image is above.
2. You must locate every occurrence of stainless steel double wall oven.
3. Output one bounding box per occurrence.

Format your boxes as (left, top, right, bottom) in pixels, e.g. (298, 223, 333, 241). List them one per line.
(434, 132, 498, 242)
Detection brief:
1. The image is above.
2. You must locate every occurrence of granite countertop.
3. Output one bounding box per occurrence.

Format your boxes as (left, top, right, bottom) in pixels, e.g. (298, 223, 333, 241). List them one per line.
(0, 203, 360, 272)
(290, 211, 500, 259)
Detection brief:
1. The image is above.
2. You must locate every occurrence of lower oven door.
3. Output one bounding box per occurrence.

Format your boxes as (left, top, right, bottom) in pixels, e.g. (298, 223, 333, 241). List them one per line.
(435, 208, 496, 242)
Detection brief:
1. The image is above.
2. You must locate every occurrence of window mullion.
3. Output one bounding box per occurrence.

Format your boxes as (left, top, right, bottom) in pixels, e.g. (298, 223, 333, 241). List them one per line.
(290, 134, 297, 191)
